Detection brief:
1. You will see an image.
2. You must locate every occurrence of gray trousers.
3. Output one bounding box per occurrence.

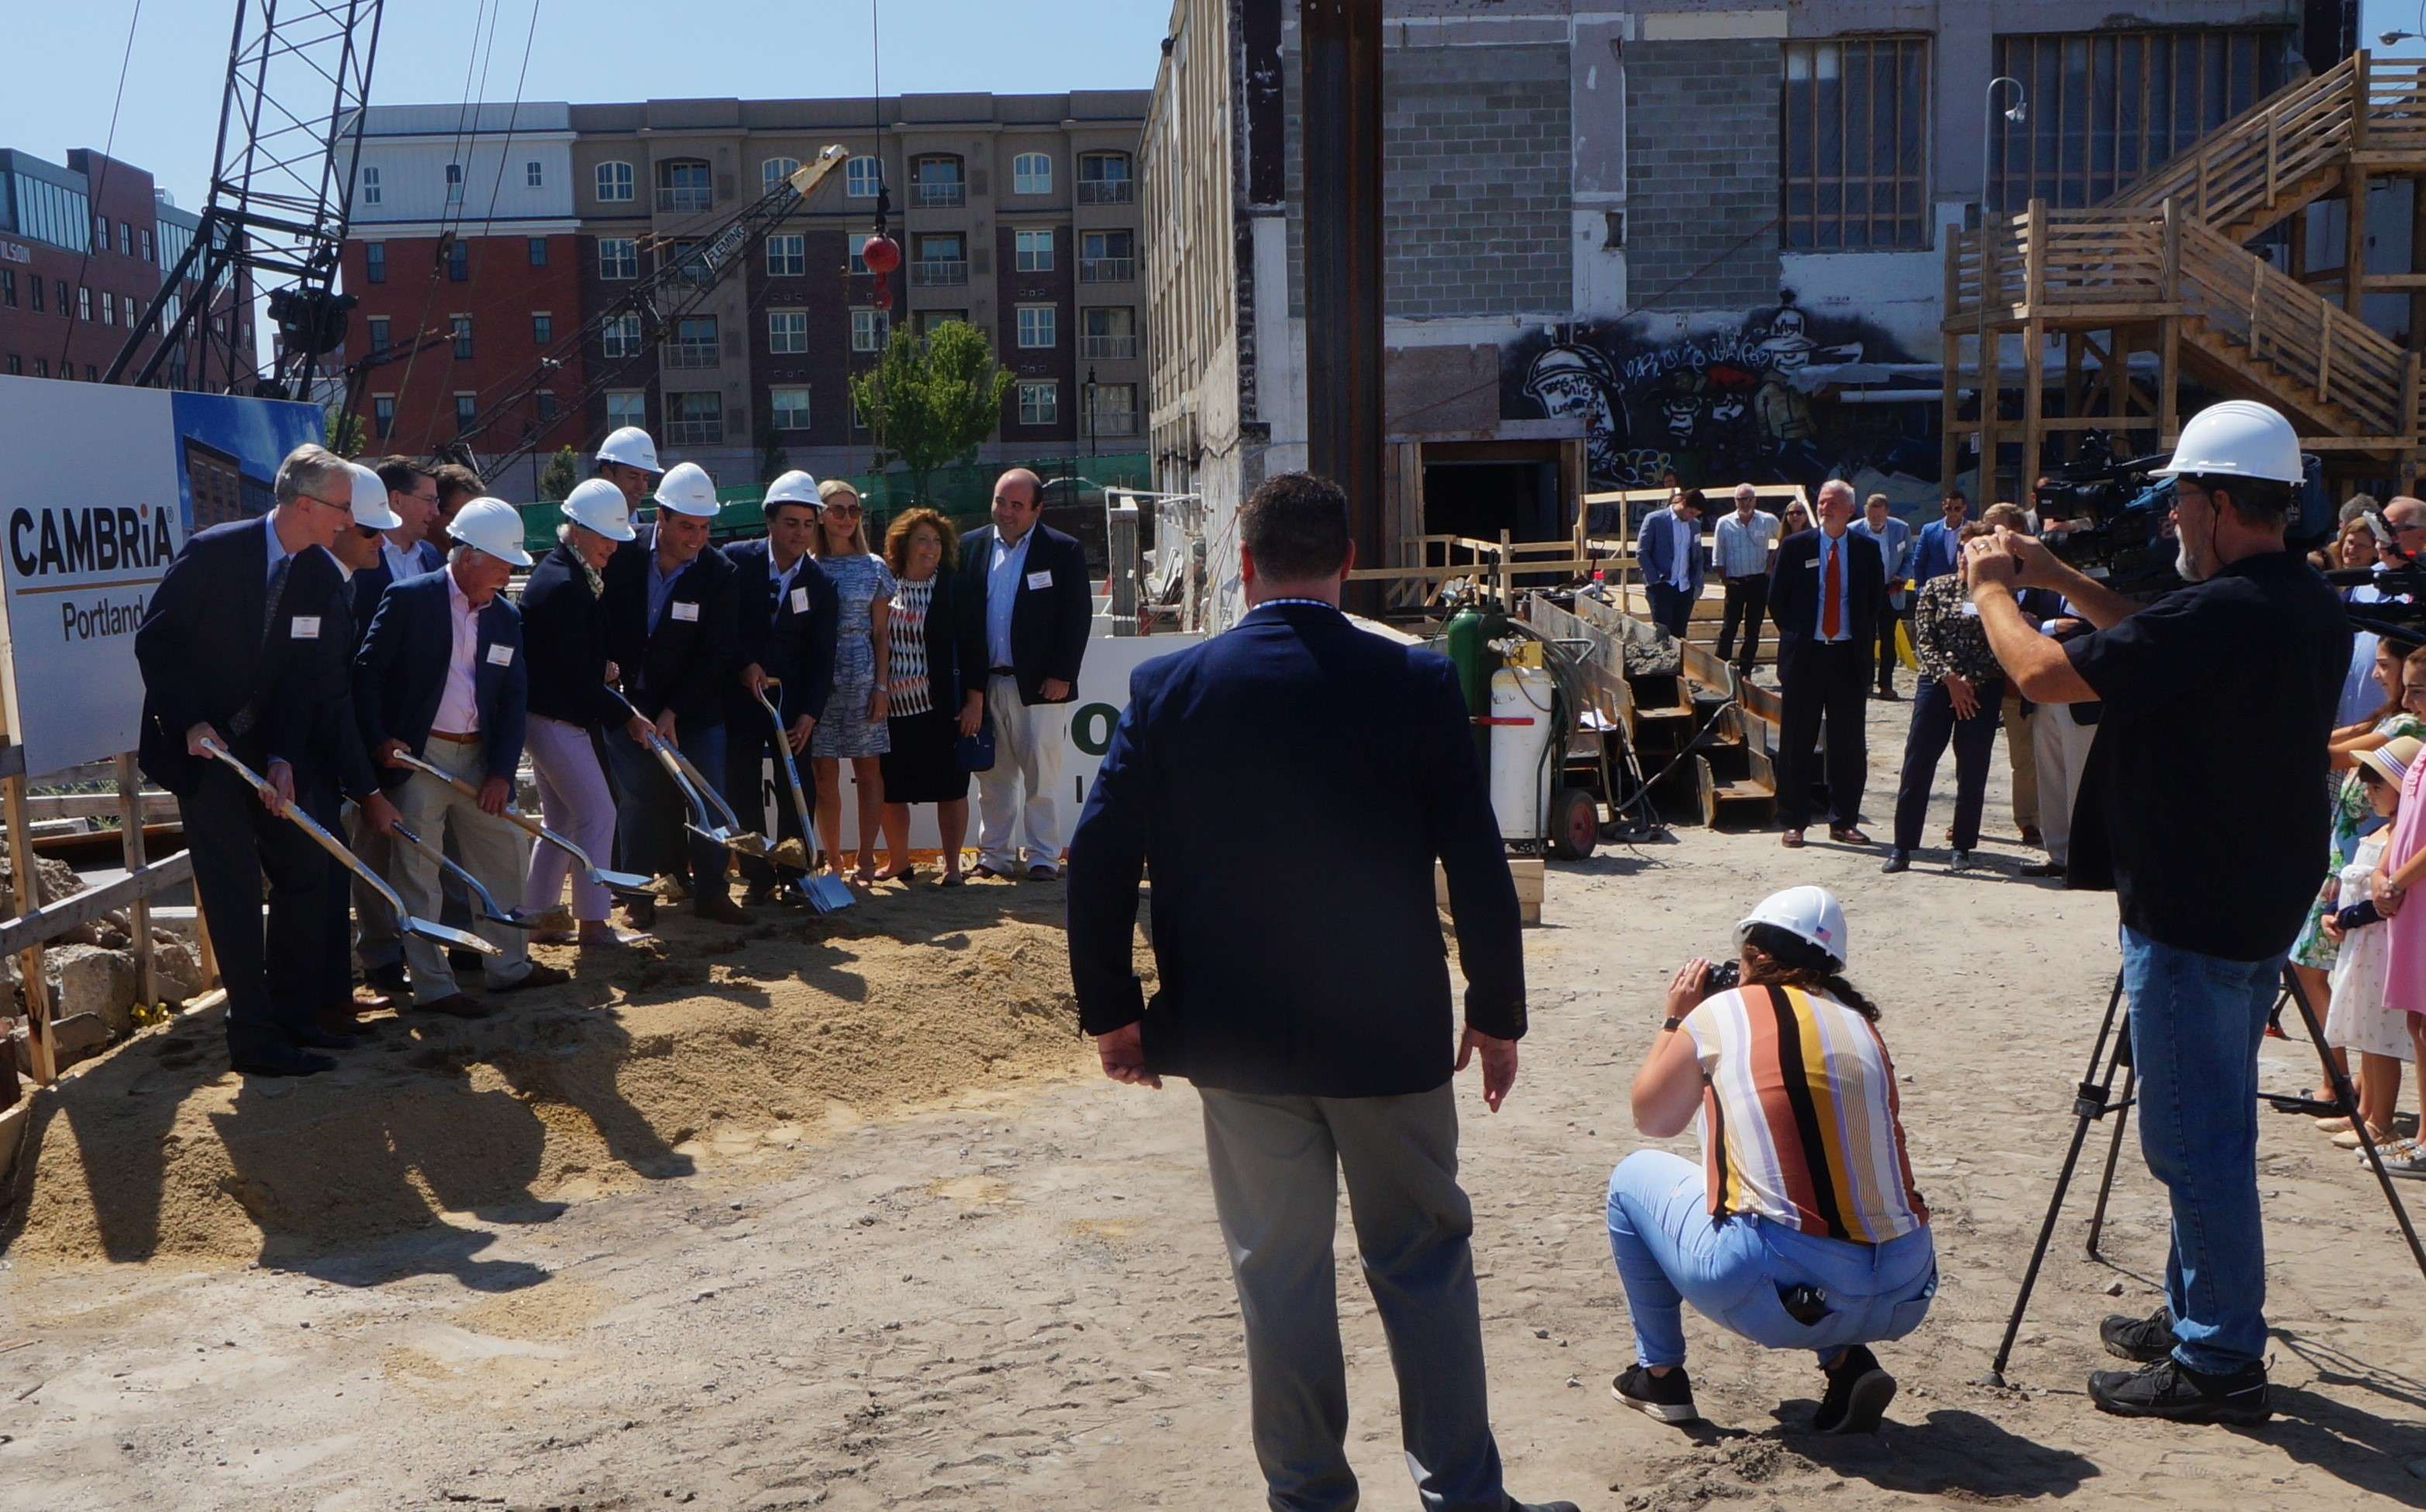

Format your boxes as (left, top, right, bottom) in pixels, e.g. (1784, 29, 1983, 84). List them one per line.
(1201, 1084, 1507, 1512)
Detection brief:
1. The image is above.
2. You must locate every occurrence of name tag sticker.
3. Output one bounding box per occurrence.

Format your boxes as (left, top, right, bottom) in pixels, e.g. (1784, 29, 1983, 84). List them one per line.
(1804, 559, 1820, 570)
(670, 601, 700, 622)
(1026, 570, 1053, 591)
(790, 587, 808, 614)
(290, 615, 321, 639)
(485, 642, 516, 665)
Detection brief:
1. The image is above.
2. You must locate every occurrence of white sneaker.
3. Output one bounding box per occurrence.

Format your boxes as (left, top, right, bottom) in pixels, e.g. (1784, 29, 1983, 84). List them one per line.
(2377, 1142, 2426, 1179)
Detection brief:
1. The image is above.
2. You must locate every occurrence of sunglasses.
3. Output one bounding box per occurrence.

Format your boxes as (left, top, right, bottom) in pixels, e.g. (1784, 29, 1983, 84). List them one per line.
(823, 503, 862, 517)
(354, 523, 384, 539)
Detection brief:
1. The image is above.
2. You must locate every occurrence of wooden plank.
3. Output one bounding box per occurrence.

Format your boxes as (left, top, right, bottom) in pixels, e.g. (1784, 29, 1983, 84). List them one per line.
(2, 773, 53, 1085)
(20, 791, 177, 822)
(116, 754, 154, 1014)
(0, 853, 195, 959)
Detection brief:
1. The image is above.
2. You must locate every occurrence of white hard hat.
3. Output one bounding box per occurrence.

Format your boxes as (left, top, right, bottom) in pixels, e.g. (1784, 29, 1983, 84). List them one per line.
(595, 425, 661, 473)
(654, 460, 722, 518)
(1736, 885, 1849, 970)
(347, 462, 403, 531)
(2152, 400, 2304, 485)
(446, 496, 536, 568)
(763, 469, 822, 511)
(561, 477, 637, 542)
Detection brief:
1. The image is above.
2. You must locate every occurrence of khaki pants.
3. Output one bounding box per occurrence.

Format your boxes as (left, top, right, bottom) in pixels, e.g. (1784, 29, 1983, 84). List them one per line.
(393, 736, 533, 1003)
(2002, 693, 2039, 833)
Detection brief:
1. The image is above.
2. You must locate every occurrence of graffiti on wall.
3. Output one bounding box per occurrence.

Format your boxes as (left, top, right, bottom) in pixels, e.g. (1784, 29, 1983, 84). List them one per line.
(1502, 298, 1936, 500)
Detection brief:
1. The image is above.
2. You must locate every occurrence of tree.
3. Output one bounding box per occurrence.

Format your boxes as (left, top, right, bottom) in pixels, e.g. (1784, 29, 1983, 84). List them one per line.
(538, 446, 579, 502)
(324, 404, 367, 458)
(847, 319, 1014, 505)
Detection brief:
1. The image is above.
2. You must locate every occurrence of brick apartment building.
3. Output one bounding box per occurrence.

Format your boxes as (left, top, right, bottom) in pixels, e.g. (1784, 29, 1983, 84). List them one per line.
(344, 91, 1149, 502)
(0, 147, 251, 390)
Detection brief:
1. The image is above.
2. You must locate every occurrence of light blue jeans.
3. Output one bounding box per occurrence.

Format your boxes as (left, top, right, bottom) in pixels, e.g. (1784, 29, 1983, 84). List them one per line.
(2118, 925, 2280, 1375)
(1604, 1149, 1936, 1369)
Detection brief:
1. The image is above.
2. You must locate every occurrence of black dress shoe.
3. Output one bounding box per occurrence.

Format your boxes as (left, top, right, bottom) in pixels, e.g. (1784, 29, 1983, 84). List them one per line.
(1880, 849, 1911, 874)
(623, 894, 656, 928)
(2019, 859, 2066, 879)
(1507, 1500, 1581, 1512)
(363, 962, 411, 996)
(288, 1024, 360, 1052)
(412, 993, 492, 1020)
(447, 947, 485, 972)
(495, 962, 572, 993)
(229, 1041, 337, 1076)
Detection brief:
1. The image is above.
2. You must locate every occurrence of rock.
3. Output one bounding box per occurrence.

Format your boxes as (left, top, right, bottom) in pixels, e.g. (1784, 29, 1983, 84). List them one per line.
(153, 939, 205, 1003)
(45, 1011, 110, 1068)
(44, 945, 140, 1037)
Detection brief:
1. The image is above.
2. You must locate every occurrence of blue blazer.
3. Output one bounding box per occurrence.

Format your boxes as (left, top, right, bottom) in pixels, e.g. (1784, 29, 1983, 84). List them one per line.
(1910, 520, 1964, 584)
(353, 568, 529, 787)
(1635, 509, 1705, 598)
(1066, 602, 1525, 1098)
(1849, 515, 1914, 604)
(725, 538, 839, 725)
(348, 539, 443, 639)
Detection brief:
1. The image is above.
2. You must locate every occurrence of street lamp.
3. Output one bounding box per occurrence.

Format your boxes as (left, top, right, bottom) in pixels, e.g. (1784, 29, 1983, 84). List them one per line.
(1981, 76, 2028, 222)
(1085, 362, 1098, 459)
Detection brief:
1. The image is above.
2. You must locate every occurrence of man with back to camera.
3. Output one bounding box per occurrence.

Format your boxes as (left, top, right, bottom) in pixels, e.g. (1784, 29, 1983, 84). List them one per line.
(1637, 487, 1704, 639)
(1065, 471, 1575, 1512)
(1965, 399, 2348, 1424)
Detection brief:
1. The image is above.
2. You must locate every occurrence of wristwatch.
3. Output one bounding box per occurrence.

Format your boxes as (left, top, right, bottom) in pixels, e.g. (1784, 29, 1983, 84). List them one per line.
(1661, 1015, 1686, 1033)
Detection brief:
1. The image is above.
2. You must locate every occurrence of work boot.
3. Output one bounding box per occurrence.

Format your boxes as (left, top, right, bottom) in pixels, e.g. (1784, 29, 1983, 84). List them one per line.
(2088, 1357, 2269, 1424)
(2100, 1306, 2176, 1364)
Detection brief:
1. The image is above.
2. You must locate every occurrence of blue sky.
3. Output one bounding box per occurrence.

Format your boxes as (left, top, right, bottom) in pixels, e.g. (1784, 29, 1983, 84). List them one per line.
(1, 0, 1173, 207)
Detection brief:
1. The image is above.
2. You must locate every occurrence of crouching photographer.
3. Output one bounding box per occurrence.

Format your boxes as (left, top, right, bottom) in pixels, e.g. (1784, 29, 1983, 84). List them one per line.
(1964, 399, 2351, 1425)
(1608, 887, 1936, 1436)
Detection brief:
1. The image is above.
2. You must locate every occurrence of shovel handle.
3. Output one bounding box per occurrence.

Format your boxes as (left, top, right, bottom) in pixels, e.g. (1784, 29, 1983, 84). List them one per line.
(201, 740, 410, 918)
(388, 816, 522, 926)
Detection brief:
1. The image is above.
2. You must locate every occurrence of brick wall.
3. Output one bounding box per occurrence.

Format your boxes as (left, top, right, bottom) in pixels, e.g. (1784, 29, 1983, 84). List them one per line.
(1623, 38, 1781, 312)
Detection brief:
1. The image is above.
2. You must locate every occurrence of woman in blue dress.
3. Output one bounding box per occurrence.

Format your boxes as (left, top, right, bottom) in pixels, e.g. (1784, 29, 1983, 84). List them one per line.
(808, 480, 895, 883)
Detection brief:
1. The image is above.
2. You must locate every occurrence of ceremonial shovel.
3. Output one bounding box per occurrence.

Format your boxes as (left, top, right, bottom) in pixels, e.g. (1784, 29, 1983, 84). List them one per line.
(753, 677, 855, 914)
(386, 817, 539, 930)
(602, 688, 772, 859)
(386, 749, 654, 900)
(198, 739, 498, 957)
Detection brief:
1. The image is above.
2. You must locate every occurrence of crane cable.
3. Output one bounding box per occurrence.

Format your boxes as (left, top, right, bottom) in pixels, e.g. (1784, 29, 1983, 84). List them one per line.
(55, 0, 144, 379)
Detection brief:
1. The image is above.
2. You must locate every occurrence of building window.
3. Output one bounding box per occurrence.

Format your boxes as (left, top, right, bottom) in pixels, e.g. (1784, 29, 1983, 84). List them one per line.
(32, 359, 46, 378)
(606, 391, 647, 432)
(1080, 305, 1137, 360)
(526, 160, 543, 188)
(911, 155, 965, 208)
(1780, 37, 1930, 250)
(450, 315, 473, 359)
(670, 315, 718, 368)
(26, 276, 41, 313)
(54, 281, 67, 317)
(77, 286, 91, 321)
(851, 307, 889, 352)
(1017, 381, 1058, 426)
(598, 237, 638, 279)
(1012, 151, 1052, 195)
(1016, 304, 1056, 350)
(119, 221, 132, 255)
(4, 356, 16, 376)
(770, 386, 811, 432)
(101, 291, 115, 325)
(86, 364, 97, 381)
(1078, 152, 1134, 204)
(366, 241, 386, 283)
(596, 160, 635, 202)
(915, 308, 967, 336)
(1015, 228, 1054, 272)
(532, 312, 553, 345)
(763, 157, 801, 192)
(446, 239, 470, 281)
(536, 390, 559, 421)
(911, 231, 967, 285)
(528, 236, 548, 266)
(374, 394, 395, 434)
(1990, 27, 2296, 211)
(140, 228, 152, 261)
(846, 154, 882, 198)
(95, 214, 109, 250)
(767, 309, 808, 354)
(656, 158, 713, 213)
(602, 312, 643, 358)
(1089, 382, 1139, 436)
(455, 393, 477, 432)
(445, 162, 464, 207)
(360, 165, 381, 205)
(667, 391, 722, 445)
(367, 315, 390, 353)
(1079, 229, 1134, 282)
(0, 270, 13, 308)
(767, 233, 805, 277)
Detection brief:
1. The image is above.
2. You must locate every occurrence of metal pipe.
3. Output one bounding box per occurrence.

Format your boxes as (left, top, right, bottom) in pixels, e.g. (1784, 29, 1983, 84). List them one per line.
(1301, 0, 1385, 615)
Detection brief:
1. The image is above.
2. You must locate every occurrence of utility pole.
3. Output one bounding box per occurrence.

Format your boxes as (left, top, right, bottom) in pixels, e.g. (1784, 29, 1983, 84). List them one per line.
(1300, 0, 1384, 613)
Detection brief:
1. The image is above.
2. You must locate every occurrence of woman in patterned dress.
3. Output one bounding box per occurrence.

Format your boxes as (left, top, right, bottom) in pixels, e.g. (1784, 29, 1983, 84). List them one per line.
(808, 480, 894, 884)
(876, 508, 970, 884)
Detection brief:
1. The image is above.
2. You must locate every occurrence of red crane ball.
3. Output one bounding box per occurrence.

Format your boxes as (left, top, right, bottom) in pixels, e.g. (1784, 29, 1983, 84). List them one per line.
(859, 233, 901, 275)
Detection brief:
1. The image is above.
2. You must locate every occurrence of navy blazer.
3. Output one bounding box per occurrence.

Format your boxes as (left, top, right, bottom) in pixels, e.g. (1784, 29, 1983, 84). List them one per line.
(1768, 527, 1888, 656)
(725, 538, 839, 726)
(136, 517, 357, 797)
(600, 529, 739, 727)
(1066, 602, 1525, 1098)
(353, 568, 529, 787)
(520, 542, 626, 728)
(1909, 520, 1965, 584)
(1635, 508, 1706, 598)
(954, 522, 1092, 706)
(348, 539, 443, 639)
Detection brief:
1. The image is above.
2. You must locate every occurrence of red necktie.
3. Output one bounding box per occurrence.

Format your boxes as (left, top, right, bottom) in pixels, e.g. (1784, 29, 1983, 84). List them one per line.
(1821, 540, 1842, 639)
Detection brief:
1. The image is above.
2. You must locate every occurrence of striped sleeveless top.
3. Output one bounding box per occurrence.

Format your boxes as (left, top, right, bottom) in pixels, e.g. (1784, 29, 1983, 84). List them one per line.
(1682, 983, 1929, 1243)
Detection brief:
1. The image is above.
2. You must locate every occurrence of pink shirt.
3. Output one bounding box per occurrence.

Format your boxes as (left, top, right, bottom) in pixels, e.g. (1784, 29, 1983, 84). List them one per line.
(432, 568, 482, 735)
(2381, 754, 2426, 1014)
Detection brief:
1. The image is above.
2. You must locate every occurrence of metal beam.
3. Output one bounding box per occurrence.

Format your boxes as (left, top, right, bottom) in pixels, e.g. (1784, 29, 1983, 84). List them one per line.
(1300, 0, 1385, 613)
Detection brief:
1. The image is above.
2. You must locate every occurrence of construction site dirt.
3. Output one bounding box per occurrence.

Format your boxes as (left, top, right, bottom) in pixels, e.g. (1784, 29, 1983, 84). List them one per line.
(0, 703, 2420, 1510)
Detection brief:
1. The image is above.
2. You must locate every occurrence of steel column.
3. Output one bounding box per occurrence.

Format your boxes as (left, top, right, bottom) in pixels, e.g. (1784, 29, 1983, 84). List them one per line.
(1300, 0, 1385, 611)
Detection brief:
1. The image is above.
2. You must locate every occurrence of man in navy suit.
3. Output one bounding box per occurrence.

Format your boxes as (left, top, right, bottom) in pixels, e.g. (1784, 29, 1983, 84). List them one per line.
(136, 443, 399, 1076)
(1907, 488, 1969, 587)
(723, 472, 837, 903)
(1067, 473, 1573, 1512)
(356, 498, 565, 1016)
(1848, 492, 1914, 699)
(1769, 479, 1889, 849)
(1637, 487, 1705, 638)
(954, 467, 1093, 880)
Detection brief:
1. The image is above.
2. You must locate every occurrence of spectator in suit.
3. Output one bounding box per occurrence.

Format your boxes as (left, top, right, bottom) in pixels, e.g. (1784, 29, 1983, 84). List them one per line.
(1769, 480, 1887, 849)
(372, 456, 446, 590)
(600, 462, 750, 925)
(878, 508, 969, 883)
(521, 480, 656, 945)
(357, 499, 567, 1017)
(1981, 503, 2044, 847)
(955, 467, 1093, 881)
(1849, 493, 1914, 701)
(807, 480, 894, 885)
(1066, 471, 1573, 1512)
(725, 471, 838, 903)
(422, 460, 485, 555)
(1711, 484, 1780, 677)
(1907, 488, 1969, 585)
(1883, 524, 2003, 874)
(1638, 487, 1705, 639)
(136, 443, 399, 1077)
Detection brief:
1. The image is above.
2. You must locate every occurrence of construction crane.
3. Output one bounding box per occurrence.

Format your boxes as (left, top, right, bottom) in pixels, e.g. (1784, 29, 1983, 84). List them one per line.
(104, 0, 384, 398)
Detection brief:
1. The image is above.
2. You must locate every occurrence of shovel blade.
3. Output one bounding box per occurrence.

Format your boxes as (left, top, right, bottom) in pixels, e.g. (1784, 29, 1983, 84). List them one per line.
(407, 917, 500, 956)
(803, 873, 857, 914)
(484, 910, 543, 932)
(586, 866, 656, 896)
(687, 823, 772, 858)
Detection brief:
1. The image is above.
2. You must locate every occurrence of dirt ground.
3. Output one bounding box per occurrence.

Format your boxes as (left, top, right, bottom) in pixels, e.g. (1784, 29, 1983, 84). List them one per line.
(2, 696, 2424, 1511)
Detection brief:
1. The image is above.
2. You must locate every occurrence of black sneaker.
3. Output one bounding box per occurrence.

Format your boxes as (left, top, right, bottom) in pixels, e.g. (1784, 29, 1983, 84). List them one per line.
(2088, 1357, 2270, 1424)
(2100, 1306, 2176, 1364)
(1813, 1345, 1896, 1434)
(1611, 1364, 1697, 1424)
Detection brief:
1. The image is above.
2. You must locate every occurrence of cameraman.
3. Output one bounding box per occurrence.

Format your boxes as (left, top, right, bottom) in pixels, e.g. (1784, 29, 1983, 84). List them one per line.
(1963, 399, 2349, 1425)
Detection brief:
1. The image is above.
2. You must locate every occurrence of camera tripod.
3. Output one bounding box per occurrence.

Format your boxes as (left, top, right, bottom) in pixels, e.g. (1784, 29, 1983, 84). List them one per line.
(1987, 965, 2426, 1386)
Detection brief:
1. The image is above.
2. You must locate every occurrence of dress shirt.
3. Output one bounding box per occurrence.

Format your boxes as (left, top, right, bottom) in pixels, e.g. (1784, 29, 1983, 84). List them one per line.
(1854, 519, 1900, 581)
(1813, 529, 1853, 642)
(381, 536, 421, 581)
(986, 528, 1033, 668)
(1661, 510, 1697, 591)
(769, 548, 806, 611)
(645, 531, 694, 630)
(264, 514, 295, 587)
(1712, 510, 1776, 578)
(432, 569, 482, 734)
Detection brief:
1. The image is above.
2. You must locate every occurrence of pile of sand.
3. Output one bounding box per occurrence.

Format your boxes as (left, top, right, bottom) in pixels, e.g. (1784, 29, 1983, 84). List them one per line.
(0, 883, 1122, 1267)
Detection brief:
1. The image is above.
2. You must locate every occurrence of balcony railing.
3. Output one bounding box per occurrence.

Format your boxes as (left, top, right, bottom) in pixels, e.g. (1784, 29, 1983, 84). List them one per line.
(666, 416, 722, 446)
(1088, 408, 1139, 436)
(1079, 257, 1136, 284)
(1078, 334, 1138, 360)
(1077, 179, 1135, 205)
(656, 186, 713, 213)
(911, 259, 969, 286)
(666, 339, 720, 370)
(911, 181, 966, 208)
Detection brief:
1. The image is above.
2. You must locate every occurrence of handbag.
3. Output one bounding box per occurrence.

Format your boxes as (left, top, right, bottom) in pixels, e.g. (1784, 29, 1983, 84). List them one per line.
(958, 715, 996, 773)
